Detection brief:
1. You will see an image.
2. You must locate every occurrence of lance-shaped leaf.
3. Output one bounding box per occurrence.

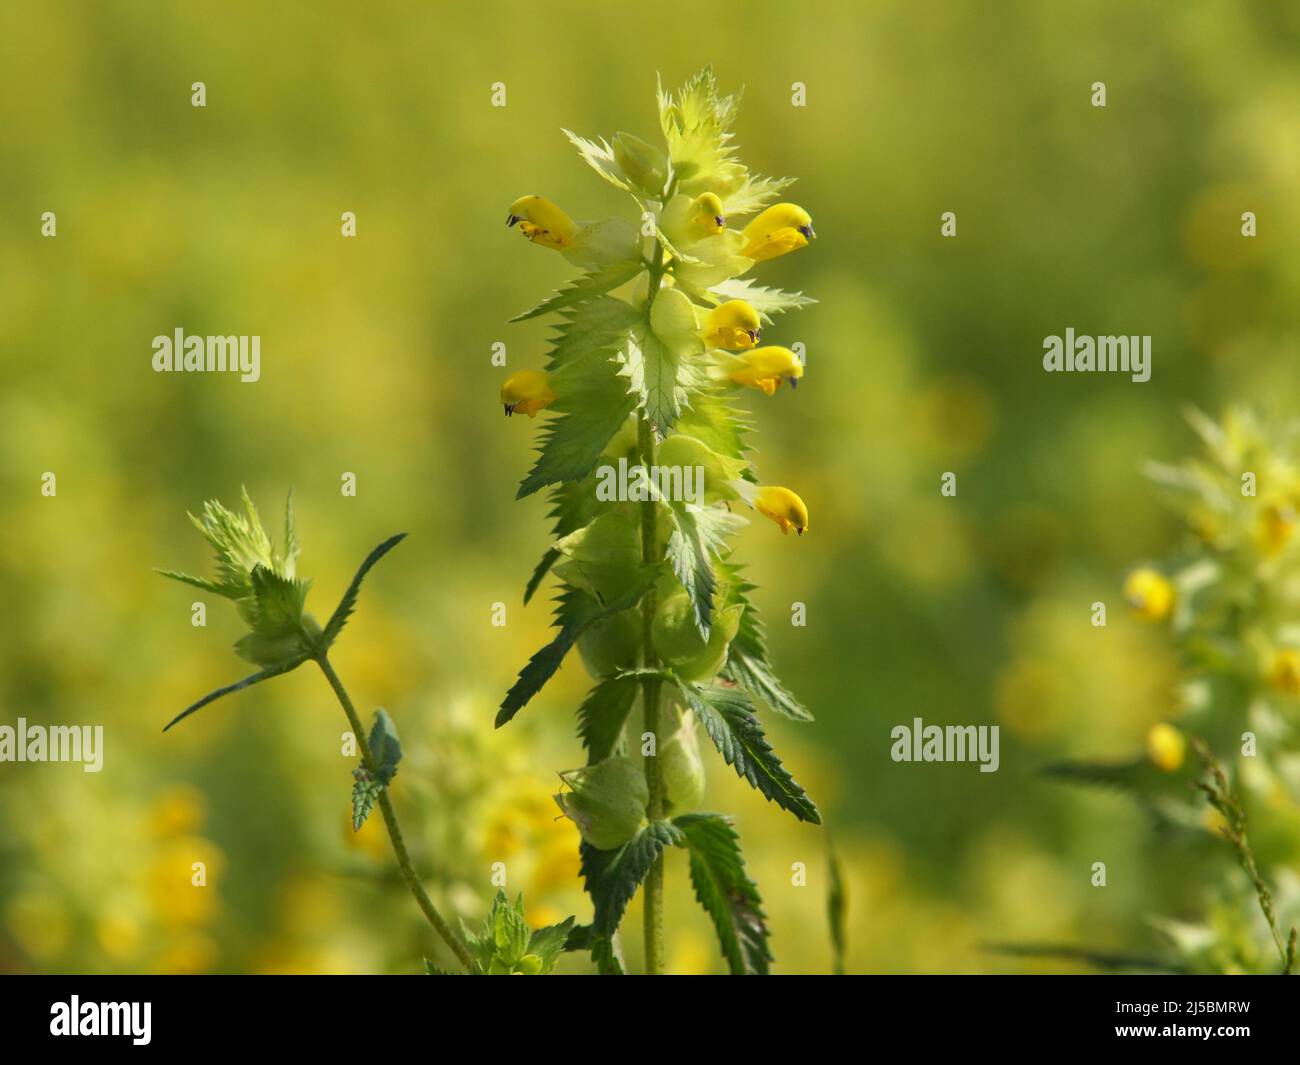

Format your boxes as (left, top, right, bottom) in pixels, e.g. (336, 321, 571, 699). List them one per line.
(665, 502, 745, 639)
(163, 653, 309, 732)
(497, 569, 658, 727)
(517, 298, 641, 499)
(706, 278, 816, 323)
(319, 533, 407, 650)
(576, 674, 641, 764)
(580, 820, 683, 941)
(673, 813, 771, 974)
(562, 128, 630, 192)
(677, 680, 820, 823)
(510, 260, 644, 323)
(720, 564, 813, 722)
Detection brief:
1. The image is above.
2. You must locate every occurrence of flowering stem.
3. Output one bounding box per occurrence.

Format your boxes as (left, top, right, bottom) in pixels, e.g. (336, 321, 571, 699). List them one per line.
(639, 228, 669, 975)
(315, 652, 477, 973)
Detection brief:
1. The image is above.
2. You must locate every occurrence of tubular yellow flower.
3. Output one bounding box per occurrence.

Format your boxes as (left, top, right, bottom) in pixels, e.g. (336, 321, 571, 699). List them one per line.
(741, 202, 815, 263)
(1123, 567, 1174, 622)
(1268, 649, 1300, 695)
(755, 485, 809, 536)
(702, 300, 761, 350)
(506, 195, 579, 251)
(687, 192, 726, 238)
(1146, 723, 1186, 772)
(720, 345, 804, 395)
(501, 369, 556, 418)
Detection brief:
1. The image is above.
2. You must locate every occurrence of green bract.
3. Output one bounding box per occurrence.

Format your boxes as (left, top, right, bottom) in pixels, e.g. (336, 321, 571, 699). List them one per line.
(499, 68, 822, 975)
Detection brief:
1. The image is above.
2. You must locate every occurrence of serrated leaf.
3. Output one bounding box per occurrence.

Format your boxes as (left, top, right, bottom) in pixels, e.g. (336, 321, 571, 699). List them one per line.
(366, 708, 401, 784)
(720, 173, 797, 218)
(351, 774, 382, 831)
(720, 565, 813, 722)
(527, 916, 577, 973)
(163, 654, 309, 731)
(496, 569, 658, 727)
(247, 564, 311, 636)
(618, 324, 689, 436)
(677, 680, 820, 823)
(516, 300, 640, 499)
(319, 533, 407, 649)
(580, 821, 683, 939)
(523, 476, 606, 603)
(577, 675, 641, 763)
(675, 390, 754, 463)
(707, 278, 816, 323)
(666, 503, 746, 639)
(562, 128, 630, 191)
(673, 813, 771, 974)
(510, 260, 644, 323)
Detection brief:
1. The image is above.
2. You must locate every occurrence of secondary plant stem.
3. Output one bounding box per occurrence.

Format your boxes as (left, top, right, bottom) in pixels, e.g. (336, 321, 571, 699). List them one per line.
(315, 652, 477, 973)
(639, 228, 669, 975)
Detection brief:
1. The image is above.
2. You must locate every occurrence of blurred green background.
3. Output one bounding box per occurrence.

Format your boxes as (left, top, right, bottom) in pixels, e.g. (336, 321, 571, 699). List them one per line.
(2, 0, 1299, 974)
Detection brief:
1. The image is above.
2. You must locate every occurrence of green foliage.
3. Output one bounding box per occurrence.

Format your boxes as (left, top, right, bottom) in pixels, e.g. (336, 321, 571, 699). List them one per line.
(677, 680, 820, 824)
(464, 891, 576, 975)
(674, 813, 771, 974)
(499, 67, 820, 974)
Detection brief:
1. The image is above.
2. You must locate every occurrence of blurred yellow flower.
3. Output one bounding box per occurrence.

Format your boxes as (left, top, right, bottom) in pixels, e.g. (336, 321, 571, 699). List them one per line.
(501, 370, 556, 419)
(1267, 649, 1300, 695)
(1124, 568, 1174, 621)
(1146, 723, 1186, 772)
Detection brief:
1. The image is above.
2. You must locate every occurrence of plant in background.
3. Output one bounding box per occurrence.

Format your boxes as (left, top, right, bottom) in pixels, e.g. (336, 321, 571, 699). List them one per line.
(497, 68, 821, 975)
(1045, 409, 1300, 974)
(159, 488, 574, 974)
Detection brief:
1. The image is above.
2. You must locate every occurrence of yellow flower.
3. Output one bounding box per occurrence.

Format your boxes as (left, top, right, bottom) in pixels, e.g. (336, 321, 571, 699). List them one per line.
(741, 203, 815, 262)
(1123, 568, 1174, 621)
(1268, 649, 1300, 695)
(501, 370, 556, 418)
(754, 485, 809, 536)
(1146, 723, 1185, 772)
(686, 192, 726, 238)
(702, 300, 761, 350)
(506, 195, 578, 250)
(1256, 499, 1297, 557)
(720, 345, 803, 395)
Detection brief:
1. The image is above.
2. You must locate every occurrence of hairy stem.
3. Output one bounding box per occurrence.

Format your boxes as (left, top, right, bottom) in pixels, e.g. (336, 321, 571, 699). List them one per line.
(316, 653, 477, 973)
(639, 228, 669, 975)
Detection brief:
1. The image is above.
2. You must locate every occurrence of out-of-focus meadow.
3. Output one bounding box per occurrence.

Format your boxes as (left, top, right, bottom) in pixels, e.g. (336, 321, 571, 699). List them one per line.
(2, 1, 1299, 974)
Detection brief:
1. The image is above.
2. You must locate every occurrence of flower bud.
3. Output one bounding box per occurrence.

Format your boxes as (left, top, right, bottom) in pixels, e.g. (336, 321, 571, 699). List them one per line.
(741, 203, 815, 263)
(611, 132, 667, 195)
(554, 756, 648, 851)
(1145, 723, 1185, 772)
(1123, 568, 1174, 622)
(652, 589, 744, 682)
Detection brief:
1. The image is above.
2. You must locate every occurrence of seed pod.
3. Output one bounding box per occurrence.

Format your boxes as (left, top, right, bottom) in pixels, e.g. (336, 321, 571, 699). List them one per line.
(554, 756, 648, 851)
(577, 607, 641, 678)
(659, 706, 705, 815)
(652, 589, 744, 682)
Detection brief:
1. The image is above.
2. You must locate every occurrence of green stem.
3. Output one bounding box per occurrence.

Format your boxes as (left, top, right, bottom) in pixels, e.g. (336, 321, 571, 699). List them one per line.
(316, 652, 477, 973)
(639, 227, 669, 975)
